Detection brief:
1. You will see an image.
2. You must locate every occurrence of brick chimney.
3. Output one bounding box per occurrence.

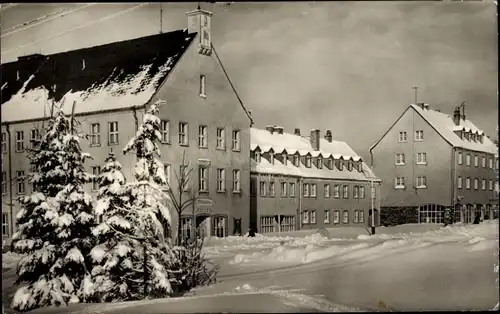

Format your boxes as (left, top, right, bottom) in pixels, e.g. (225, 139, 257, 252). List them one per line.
(274, 126, 284, 135)
(294, 128, 301, 136)
(265, 125, 275, 134)
(453, 106, 461, 126)
(325, 130, 332, 143)
(310, 129, 320, 151)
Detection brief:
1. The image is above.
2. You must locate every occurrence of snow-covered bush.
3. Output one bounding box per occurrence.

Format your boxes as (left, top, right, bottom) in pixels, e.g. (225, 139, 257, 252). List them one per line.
(11, 110, 96, 312)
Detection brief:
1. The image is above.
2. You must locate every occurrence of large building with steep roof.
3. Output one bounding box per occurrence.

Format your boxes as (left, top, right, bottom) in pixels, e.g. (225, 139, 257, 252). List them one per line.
(1, 8, 253, 240)
(250, 126, 381, 233)
(370, 103, 499, 223)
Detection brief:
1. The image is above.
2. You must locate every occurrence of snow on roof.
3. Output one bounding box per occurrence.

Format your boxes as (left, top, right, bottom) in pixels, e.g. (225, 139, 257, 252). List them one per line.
(411, 104, 497, 154)
(1, 30, 196, 123)
(251, 128, 379, 181)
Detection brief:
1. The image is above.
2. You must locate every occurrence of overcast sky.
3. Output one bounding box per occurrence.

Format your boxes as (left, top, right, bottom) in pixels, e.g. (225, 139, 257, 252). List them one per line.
(1, 2, 497, 161)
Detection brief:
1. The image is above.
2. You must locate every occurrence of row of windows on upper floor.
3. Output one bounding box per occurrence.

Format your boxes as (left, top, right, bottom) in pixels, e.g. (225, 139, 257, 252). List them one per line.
(1, 166, 243, 196)
(397, 130, 424, 142)
(393, 175, 495, 191)
(250, 179, 368, 199)
(1, 122, 242, 154)
(252, 151, 363, 172)
(456, 151, 498, 169)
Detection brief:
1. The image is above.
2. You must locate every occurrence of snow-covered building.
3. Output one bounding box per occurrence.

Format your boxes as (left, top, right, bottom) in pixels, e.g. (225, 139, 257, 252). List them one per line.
(250, 126, 381, 233)
(1, 7, 253, 240)
(370, 103, 499, 224)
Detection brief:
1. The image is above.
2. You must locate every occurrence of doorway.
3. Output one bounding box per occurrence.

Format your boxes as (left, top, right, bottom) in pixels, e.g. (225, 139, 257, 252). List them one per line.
(196, 215, 211, 238)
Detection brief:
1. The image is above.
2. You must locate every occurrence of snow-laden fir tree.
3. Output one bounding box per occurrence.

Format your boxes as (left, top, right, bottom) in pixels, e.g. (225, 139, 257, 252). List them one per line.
(121, 100, 174, 298)
(89, 151, 146, 302)
(11, 110, 96, 312)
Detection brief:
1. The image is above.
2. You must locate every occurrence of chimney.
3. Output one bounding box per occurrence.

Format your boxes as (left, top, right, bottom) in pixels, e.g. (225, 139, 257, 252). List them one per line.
(265, 125, 275, 134)
(325, 130, 332, 143)
(186, 7, 213, 55)
(417, 102, 425, 109)
(452, 106, 461, 126)
(310, 129, 320, 151)
(274, 126, 284, 135)
(294, 128, 301, 136)
(423, 104, 430, 110)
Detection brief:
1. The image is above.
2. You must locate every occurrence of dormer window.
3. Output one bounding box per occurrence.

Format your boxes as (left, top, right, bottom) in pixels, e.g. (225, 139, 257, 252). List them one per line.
(328, 159, 334, 169)
(357, 162, 362, 172)
(255, 152, 261, 163)
(317, 157, 323, 169)
(338, 160, 344, 171)
(283, 154, 287, 165)
(348, 160, 353, 171)
(305, 156, 312, 168)
(293, 155, 300, 167)
(464, 132, 469, 141)
(270, 153, 274, 165)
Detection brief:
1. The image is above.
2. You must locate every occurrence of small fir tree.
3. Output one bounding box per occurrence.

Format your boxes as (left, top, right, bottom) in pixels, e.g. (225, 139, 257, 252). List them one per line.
(11, 110, 96, 312)
(122, 100, 174, 298)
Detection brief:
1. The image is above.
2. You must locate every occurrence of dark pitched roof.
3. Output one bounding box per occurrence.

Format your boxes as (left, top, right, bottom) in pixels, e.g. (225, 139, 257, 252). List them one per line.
(1, 29, 196, 122)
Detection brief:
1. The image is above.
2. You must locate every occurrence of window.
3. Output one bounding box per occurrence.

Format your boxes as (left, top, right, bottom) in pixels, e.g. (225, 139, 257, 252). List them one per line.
(1, 132, 6, 153)
(324, 184, 330, 198)
(216, 168, 225, 192)
(395, 177, 405, 189)
(281, 182, 288, 196)
(395, 153, 405, 165)
(1, 171, 7, 195)
(232, 170, 241, 193)
(481, 179, 486, 190)
(343, 210, 349, 224)
(198, 167, 208, 192)
(303, 210, 309, 224)
(457, 152, 463, 165)
(416, 176, 427, 188)
(198, 125, 207, 148)
(260, 216, 275, 234)
(481, 156, 486, 168)
(473, 178, 478, 190)
(317, 157, 323, 169)
(353, 186, 359, 199)
(289, 182, 296, 197)
(342, 185, 349, 198)
(310, 210, 316, 224)
(2, 213, 9, 237)
(338, 161, 344, 171)
(90, 124, 100, 146)
(466, 154, 471, 166)
(489, 158, 493, 169)
(333, 210, 340, 224)
(105, 121, 118, 145)
(15, 131, 24, 152)
(353, 210, 359, 223)
(416, 153, 427, 165)
(16, 171, 25, 194)
(179, 122, 188, 146)
(328, 159, 334, 169)
(310, 183, 317, 197)
(213, 216, 226, 238)
(270, 153, 275, 165)
(359, 210, 365, 223)
(280, 216, 296, 232)
(305, 156, 312, 168)
(466, 177, 471, 189)
(457, 176, 462, 189)
(359, 186, 365, 199)
(324, 210, 330, 223)
(164, 164, 171, 187)
(303, 183, 310, 197)
(200, 75, 206, 97)
(269, 181, 276, 197)
(180, 217, 193, 241)
(489, 179, 493, 191)
(216, 128, 225, 149)
(398, 131, 407, 142)
(415, 130, 424, 141)
(260, 181, 267, 196)
(91, 166, 100, 191)
(232, 130, 240, 151)
(255, 152, 261, 163)
(283, 154, 288, 166)
(474, 155, 479, 167)
(347, 160, 353, 171)
(333, 185, 340, 198)
(292, 155, 299, 167)
(30, 129, 40, 148)
(160, 120, 170, 143)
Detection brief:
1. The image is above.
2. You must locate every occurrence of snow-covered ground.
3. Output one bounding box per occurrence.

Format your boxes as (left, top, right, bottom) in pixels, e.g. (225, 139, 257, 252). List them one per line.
(3, 220, 499, 312)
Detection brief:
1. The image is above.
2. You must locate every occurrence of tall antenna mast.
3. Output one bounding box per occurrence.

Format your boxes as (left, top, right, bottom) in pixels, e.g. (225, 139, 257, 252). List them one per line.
(159, 3, 163, 34)
(412, 86, 418, 105)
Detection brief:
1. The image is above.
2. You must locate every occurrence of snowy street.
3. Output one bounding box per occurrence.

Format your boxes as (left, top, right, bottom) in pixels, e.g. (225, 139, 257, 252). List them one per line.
(4, 220, 498, 312)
